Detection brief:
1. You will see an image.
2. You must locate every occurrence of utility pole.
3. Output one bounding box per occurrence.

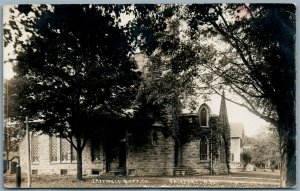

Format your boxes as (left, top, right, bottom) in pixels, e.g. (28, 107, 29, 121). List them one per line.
(210, 127, 213, 175)
(26, 117, 31, 188)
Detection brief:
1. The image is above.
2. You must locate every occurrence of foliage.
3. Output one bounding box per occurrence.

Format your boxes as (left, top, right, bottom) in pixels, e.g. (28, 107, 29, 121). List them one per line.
(241, 152, 252, 168)
(3, 80, 25, 164)
(250, 132, 280, 168)
(134, 10, 202, 143)
(5, 4, 140, 180)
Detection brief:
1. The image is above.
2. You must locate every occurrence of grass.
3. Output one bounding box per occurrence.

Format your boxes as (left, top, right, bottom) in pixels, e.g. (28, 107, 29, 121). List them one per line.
(4, 170, 280, 188)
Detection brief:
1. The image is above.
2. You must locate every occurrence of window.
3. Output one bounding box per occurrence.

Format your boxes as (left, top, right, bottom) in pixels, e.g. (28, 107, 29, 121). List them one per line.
(71, 144, 77, 161)
(231, 153, 234, 162)
(151, 131, 158, 145)
(31, 133, 39, 162)
(49, 136, 77, 163)
(200, 108, 207, 126)
(61, 169, 68, 175)
(91, 139, 100, 162)
(71, 137, 77, 161)
(200, 137, 208, 161)
(60, 138, 69, 162)
(32, 170, 38, 175)
(50, 136, 58, 162)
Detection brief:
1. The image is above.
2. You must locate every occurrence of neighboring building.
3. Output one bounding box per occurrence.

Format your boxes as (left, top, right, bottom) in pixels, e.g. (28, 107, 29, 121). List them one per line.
(18, 95, 232, 176)
(243, 144, 251, 152)
(230, 123, 245, 170)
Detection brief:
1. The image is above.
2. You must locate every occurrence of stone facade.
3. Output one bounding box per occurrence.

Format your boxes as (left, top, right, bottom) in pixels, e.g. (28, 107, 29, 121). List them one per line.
(19, 127, 174, 176)
(18, 99, 231, 177)
(181, 140, 227, 175)
(127, 129, 174, 176)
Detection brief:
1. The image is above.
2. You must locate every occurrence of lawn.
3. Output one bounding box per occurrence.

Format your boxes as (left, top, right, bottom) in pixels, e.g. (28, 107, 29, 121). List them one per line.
(4, 170, 280, 188)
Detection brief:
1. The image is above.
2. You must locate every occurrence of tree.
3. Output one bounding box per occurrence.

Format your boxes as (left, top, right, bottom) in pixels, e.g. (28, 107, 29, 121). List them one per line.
(241, 152, 252, 169)
(5, 5, 140, 180)
(3, 79, 25, 172)
(250, 131, 280, 170)
(187, 4, 295, 187)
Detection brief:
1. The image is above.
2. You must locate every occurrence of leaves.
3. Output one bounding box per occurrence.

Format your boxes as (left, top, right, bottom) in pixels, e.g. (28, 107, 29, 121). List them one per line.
(7, 4, 141, 139)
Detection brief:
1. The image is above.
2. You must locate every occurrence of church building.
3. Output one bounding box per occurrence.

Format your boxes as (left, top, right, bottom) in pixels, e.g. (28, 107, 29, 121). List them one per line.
(18, 93, 231, 176)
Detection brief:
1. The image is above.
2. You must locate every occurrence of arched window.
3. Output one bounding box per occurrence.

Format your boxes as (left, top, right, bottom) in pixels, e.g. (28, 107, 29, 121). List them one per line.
(200, 137, 208, 161)
(200, 108, 207, 126)
(31, 133, 39, 162)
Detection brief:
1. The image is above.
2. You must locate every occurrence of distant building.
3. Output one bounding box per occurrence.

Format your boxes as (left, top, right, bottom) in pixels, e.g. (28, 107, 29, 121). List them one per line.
(230, 123, 245, 170)
(243, 144, 251, 152)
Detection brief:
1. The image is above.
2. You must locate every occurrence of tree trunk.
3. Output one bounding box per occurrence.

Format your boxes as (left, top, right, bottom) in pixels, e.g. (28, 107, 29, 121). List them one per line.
(280, 131, 296, 187)
(277, 97, 296, 188)
(223, 134, 230, 173)
(286, 131, 296, 187)
(76, 148, 83, 181)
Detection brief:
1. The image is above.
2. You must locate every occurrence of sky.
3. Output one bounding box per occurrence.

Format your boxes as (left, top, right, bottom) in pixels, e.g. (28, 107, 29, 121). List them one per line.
(3, 5, 270, 138)
(193, 94, 269, 137)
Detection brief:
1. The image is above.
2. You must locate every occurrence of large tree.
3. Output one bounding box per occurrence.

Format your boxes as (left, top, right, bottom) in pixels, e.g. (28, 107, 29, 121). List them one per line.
(187, 4, 296, 187)
(5, 5, 140, 180)
(132, 4, 295, 187)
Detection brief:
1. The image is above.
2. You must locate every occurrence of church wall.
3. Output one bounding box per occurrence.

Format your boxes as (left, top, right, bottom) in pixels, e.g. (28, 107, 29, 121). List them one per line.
(181, 140, 210, 175)
(126, 129, 174, 176)
(181, 140, 228, 175)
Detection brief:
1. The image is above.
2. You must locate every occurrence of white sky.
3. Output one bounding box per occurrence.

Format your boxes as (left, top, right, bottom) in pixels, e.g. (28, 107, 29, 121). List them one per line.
(198, 94, 269, 137)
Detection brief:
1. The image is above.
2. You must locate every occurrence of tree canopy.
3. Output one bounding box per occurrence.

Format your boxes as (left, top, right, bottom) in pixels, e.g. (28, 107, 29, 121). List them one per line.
(5, 4, 140, 180)
(186, 4, 295, 186)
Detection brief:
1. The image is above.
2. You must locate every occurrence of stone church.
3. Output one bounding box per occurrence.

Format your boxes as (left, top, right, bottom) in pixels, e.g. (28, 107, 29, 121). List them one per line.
(18, 93, 231, 176)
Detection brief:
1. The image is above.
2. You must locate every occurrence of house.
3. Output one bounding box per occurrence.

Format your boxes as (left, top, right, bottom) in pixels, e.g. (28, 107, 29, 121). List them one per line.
(230, 123, 245, 171)
(243, 144, 251, 152)
(18, 93, 233, 177)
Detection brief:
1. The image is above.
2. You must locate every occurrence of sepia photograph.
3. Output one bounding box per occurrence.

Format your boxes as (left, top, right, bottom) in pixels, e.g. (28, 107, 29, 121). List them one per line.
(3, 3, 296, 188)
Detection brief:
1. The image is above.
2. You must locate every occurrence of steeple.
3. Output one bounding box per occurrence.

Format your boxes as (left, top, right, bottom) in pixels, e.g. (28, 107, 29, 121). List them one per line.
(219, 91, 230, 128)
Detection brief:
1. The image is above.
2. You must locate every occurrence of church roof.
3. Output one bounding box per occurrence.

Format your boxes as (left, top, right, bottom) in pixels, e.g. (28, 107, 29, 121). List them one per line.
(230, 123, 244, 138)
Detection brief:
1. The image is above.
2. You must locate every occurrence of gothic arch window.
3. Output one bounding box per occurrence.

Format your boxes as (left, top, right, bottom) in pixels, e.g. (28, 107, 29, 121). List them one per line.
(199, 104, 210, 127)
(200, 137, 208, 161)
(31, 133, 39, 163)
(200, 108, 207, 126)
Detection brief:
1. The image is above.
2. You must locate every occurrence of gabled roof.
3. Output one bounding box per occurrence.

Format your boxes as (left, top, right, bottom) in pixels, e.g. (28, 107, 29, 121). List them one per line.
(230, 123, 244, 138)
